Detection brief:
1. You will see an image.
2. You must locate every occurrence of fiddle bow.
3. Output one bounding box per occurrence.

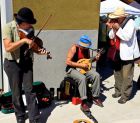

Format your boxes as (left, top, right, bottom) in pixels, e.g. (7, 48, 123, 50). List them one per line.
(24, 14, 52, 59)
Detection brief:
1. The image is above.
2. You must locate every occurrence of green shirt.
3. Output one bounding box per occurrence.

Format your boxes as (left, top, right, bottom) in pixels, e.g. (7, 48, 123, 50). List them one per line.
(2, 20, 33, 63)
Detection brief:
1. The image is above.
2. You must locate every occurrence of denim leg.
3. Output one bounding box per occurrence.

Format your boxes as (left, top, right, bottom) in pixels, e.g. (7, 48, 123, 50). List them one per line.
(4, 59, 25, 120)
(86, 69, 101, 97)
(22, 69, 40, 121)
(67, 69, 87, 100)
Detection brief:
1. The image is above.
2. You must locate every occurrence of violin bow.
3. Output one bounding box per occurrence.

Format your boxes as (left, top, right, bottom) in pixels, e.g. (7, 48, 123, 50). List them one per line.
(24, 14, 52, 56)
(34, 14, 52, 39)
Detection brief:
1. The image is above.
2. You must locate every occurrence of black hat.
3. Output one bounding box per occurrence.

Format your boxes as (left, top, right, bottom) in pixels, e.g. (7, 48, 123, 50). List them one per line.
(14, 7, 36, 24)
(100, 15, 108, 23)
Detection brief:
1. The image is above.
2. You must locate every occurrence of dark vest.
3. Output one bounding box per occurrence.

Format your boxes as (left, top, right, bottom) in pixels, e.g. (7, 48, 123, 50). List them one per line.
(65, 46, 89, 72)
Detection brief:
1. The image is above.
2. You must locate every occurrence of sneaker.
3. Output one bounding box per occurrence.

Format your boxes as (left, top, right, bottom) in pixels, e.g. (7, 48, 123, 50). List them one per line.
(118, 97, 128, 104)
(112, 93, 121, 98)
(92, 97, 104, 107)
(80, 103, 90, 112)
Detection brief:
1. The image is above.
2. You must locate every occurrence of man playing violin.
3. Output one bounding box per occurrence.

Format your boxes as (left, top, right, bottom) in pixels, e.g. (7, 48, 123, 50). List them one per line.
(2, 7, 49, 123)
(65, 35, 103, 112)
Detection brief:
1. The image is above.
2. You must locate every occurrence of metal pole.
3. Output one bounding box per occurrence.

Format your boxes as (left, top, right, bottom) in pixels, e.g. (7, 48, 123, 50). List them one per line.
(0, 11, 4, 90)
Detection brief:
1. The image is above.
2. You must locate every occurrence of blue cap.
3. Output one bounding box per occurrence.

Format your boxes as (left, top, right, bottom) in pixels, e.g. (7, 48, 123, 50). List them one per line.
(78, 35, 92, 48)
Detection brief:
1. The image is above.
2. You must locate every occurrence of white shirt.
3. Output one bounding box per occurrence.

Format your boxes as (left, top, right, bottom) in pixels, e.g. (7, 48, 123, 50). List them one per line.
(109, 19, 140, 61)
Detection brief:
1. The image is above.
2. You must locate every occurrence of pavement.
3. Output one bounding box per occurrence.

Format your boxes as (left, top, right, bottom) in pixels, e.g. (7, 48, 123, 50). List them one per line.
(0, 64, 140, 123)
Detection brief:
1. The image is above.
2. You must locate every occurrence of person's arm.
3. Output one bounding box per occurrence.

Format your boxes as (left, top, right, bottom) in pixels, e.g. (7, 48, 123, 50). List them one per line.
(66, 45, 88, 69)
(3, 24, 33, 52)
(95, 53, 101, 61)
(3, 38, 32, 52)
(116, 19, 135, 41)
(109, 29, 116, 39)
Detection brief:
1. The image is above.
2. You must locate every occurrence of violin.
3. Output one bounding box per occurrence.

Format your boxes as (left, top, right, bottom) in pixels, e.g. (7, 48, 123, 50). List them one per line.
(18, 28, 52, 59)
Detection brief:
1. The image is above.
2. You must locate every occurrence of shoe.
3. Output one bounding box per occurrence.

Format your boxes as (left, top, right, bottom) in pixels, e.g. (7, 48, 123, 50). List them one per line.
(112, 93, 121, 98)
(118, 97, 128, 104)
(92, 97, 104, 107)
(80, 103, 90, 112)
(29, 119, 40, 123)
(17, 119, 25, 123)
(137, 83, 140, 90)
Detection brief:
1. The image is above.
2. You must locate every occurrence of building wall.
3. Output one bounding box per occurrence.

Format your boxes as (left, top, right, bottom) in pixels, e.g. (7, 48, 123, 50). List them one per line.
(13, 0, 100, 30)
(1, 0, 13, 91)
(0, 14, 3, 89)
(33, 30, 98, 92)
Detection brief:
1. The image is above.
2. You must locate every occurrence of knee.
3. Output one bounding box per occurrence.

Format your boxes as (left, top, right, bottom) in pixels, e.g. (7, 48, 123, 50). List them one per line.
(24, 86, 33, 94)
(78, 76, 86, 84)
(94, 72, 100, 79)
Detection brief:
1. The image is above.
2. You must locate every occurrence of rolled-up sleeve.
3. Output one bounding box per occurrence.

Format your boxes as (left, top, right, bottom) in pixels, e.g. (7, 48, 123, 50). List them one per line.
(116, 19, 135, 41)
(109, 29, 115, 39)
(2, 24, 12, 41)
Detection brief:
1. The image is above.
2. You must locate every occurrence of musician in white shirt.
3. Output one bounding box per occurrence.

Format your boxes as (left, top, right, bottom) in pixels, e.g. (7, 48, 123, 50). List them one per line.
(108, 7, 140, 104)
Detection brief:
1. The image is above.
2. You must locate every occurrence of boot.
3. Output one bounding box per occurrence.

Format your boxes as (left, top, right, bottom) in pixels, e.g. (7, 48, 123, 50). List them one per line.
(80, 99, 90, 112)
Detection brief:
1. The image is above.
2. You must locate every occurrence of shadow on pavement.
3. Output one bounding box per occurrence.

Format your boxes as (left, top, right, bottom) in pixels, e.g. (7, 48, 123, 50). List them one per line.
(39, 99, 69, 123)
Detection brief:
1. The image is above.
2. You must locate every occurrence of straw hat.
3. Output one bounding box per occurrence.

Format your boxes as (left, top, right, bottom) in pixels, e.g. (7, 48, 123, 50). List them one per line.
(108, 7, 129, 19)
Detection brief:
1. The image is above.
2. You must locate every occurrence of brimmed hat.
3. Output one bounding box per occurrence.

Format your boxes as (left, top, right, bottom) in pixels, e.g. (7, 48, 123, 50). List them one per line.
(100, 15, 108, 23)
(108, 7, 129, 19)
(14, 7, 36, 24)
(78, 35, 92, 48)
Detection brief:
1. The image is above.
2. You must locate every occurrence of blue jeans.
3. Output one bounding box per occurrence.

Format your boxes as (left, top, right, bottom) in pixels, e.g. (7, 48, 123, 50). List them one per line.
(4, 59, 40, 121)
(66, 68, 101, 100)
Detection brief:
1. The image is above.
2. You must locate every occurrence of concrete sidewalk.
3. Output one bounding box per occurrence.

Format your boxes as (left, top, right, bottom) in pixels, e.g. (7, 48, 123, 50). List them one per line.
(0, 65, 140, 123)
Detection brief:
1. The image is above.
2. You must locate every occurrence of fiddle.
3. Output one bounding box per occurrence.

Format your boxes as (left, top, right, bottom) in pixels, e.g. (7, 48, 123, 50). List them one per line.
(18, 28, 52, 59)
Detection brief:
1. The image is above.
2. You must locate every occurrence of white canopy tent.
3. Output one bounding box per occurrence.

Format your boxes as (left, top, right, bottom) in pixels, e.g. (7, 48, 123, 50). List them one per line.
(100, 0, 140, 15)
